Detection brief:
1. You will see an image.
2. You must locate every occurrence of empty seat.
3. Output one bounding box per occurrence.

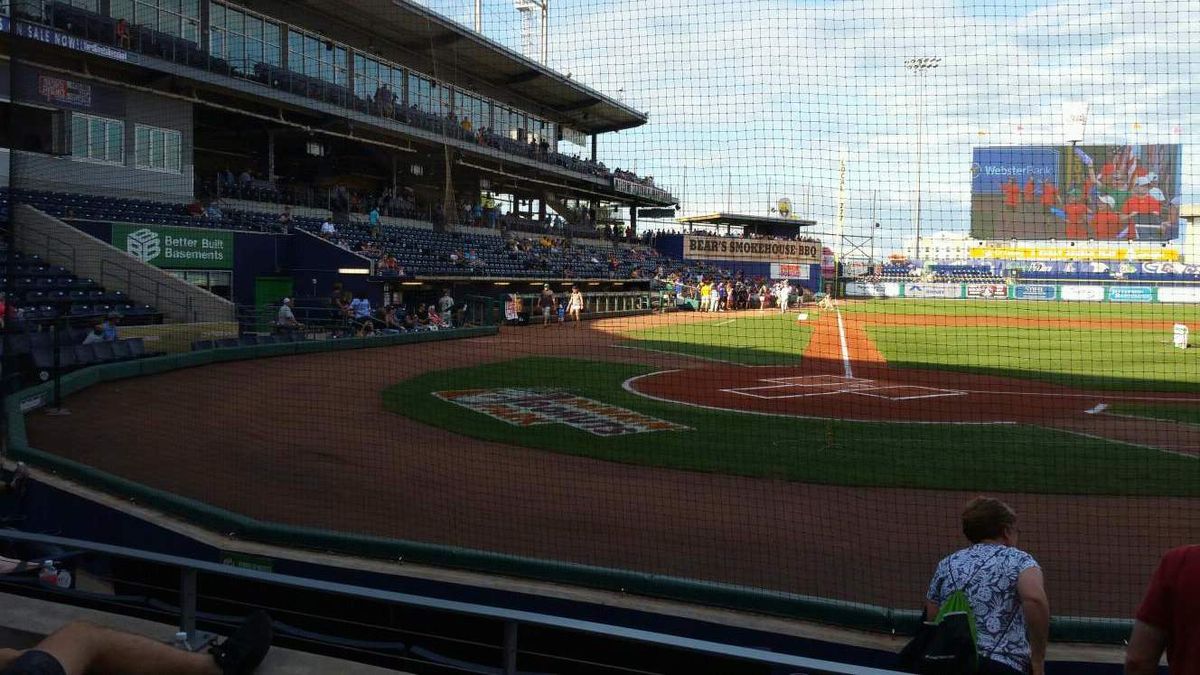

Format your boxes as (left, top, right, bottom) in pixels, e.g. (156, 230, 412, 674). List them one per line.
(215, 338, 240, 348)
(111, 339, 133, 360)
(239, 336, 259, 346)
(72, 344, 97, 366)
(191, 339, 214, 351)
(125, 338, 146, 357)
(91, 341, 116, 362)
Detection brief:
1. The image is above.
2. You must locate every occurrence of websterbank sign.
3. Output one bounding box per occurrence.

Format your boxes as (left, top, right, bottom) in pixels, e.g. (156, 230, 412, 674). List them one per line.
(683, 236, 820, 264)
(112, 224, 233, 269)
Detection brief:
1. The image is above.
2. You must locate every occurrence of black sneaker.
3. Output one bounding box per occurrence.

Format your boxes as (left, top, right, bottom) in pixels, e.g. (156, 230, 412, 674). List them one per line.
(210, 610, 272, 675)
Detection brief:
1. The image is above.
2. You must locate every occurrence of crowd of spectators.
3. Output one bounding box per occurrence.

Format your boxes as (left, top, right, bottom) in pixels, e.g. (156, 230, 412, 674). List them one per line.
(300, 283, 470, 338)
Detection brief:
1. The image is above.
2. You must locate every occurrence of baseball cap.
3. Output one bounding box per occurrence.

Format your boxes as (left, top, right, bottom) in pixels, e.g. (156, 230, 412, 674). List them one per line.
(1136, 175, 1153, 186)
(282, 297, 291, 303)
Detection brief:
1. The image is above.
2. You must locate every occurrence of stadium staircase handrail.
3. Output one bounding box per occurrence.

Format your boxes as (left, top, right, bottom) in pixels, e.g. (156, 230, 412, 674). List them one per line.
(0, 529, 906, 675)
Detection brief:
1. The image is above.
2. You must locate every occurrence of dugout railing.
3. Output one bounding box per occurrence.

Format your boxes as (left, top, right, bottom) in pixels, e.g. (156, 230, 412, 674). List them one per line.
(0, 530, 904, 675)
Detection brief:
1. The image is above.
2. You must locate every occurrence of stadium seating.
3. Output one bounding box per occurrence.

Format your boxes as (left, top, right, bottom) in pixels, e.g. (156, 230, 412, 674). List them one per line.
(6, 188, 729, 281)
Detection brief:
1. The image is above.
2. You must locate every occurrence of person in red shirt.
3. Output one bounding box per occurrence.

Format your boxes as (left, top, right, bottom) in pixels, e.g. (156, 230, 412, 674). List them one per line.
(1062, 193, 1091, 239)
(1091, 199, 1123, 240)
(1023, 177, 1036, 203)
(1126, 545, 1200, 674)
(1001, 178, 1020, 208)
(1039, 179, 1058, 207)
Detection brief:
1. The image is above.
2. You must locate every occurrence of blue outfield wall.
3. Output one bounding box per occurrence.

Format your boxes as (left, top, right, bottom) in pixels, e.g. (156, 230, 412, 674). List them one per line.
(844, 280, 1200, 303)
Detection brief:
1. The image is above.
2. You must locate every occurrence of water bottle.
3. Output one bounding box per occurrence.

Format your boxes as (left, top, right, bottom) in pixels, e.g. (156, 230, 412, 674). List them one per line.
(38, 561, 57, 586)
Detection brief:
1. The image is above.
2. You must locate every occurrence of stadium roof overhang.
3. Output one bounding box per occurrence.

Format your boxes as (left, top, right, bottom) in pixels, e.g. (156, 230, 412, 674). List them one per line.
(676, 213, 818, 229)
(239, 0, 648, 135)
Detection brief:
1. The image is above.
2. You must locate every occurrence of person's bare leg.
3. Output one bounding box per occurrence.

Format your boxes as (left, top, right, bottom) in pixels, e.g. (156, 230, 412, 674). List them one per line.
(0, 647, 22, 669)
(31, 621, 220, 675)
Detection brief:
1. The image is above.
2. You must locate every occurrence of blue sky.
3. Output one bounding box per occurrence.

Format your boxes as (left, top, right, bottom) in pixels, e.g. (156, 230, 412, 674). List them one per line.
(415, 0, 1199, 252)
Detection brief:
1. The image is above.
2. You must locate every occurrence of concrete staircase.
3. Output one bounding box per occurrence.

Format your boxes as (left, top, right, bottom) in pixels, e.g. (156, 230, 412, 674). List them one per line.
(13, 204, 235, 323)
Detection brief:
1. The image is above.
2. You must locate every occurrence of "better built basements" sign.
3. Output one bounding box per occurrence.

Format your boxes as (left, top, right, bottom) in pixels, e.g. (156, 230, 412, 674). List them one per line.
(112, 224, 233, 270)
(683, 235, 820, 264)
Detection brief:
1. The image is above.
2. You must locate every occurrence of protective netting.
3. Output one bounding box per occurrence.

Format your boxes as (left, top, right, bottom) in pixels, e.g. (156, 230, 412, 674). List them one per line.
(3, 0, 1199, 640)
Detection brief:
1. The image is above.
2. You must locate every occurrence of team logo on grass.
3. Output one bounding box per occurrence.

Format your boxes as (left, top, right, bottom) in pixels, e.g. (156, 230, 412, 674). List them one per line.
(434, 388, 688, 437)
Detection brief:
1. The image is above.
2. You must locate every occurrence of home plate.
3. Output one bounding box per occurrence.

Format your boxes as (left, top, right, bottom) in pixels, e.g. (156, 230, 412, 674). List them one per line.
(1085, 403, 1108, 415)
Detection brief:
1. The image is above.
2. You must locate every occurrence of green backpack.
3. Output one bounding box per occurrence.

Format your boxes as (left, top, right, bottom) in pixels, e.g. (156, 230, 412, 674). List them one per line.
(901, 550, 1004, 674)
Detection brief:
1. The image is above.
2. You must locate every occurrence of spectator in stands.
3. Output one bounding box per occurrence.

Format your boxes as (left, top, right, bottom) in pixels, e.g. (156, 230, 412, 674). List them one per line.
(368, 205, 381, 236)
(1125, 545, 1200, 674)
(186, 201, 204, 218)
(437, 289, 454, 325)
(415, 303, 431, 329)
(276, 206, 293, 233)
(218, 169, 236, 195)
(0, 293, 6, 329)
(538, 284, 556, 327)
(101, 313, 120, 342)
(922, 497, 1048, 675)
(275, 298, 302, 335)
(115, 18, 131, 49)
(380, 305, 403, 334)
(320, 220, 336, 237)
(238, 168, 254, 195)
(379, 254, 399, 275)
(205, 203, 224, 223)
(82, 323, 106, 345)
(375, 83, 396, 118)
(0, 611, 271, 675)
(349, 292, 372, 334)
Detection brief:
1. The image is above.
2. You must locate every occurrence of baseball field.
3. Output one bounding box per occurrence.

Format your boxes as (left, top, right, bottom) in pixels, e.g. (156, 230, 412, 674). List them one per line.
(24, 299, 1200, 625)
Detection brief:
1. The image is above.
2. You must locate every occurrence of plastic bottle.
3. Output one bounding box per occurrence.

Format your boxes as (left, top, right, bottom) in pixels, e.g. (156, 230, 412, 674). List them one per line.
(38, 561, 57, 586)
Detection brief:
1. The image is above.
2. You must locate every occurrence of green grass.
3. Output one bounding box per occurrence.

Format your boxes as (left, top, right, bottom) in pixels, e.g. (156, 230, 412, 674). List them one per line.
(843, 299, 1200, 322)
(382, 357, 1200, 496)
(867, 325, 1200, 392)
(623, 313, 818, 364)
(1108, 403, 1200, 425)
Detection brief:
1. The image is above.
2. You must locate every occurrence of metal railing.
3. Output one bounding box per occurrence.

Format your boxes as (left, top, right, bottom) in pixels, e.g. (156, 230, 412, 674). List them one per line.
(0, 530, 903, 675)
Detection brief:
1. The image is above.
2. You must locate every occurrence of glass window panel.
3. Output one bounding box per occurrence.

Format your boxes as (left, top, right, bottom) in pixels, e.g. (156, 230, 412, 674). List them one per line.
(210, 2, 225, 28)
(108, 122, 124, 163)
(111, 0, 133, 21)
(71, 115, 87, 157)
(246, 15, 262, 41)
(210, 28, 224, 57)
(245, 37, 262, 67)
(229, 32, 245, 69)
(265, 43, 280, 66)
(223, 5, 241, 33)
(88, 118, 105, 159)
(183, 19, 198, 43)
(135, 126, 149, 167)
(166, 132, 181, 172)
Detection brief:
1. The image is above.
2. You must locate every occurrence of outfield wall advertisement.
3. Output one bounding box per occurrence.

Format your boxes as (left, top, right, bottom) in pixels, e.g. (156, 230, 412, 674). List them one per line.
(970, 144, 1182, 242)
(845, 282, 1200, 303)
(683, 235, 821, 264)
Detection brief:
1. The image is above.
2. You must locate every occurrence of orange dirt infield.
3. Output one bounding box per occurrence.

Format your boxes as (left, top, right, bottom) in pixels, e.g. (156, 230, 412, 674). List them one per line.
(626, 310, 1200, 453)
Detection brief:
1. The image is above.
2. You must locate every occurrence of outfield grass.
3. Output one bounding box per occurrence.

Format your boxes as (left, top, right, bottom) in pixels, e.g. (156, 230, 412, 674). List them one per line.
(843, 299, 1200, 322)
(1108, 403, 1200, 425)
(382, 357, 1200, 496)
(867, 325, 1200, 392)
(623, 313, 817, 365)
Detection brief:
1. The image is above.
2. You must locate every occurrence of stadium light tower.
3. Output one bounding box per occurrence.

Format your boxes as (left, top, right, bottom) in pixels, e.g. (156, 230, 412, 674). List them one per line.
(904, 56, 940, 260)
(514, 0, 548, 63)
